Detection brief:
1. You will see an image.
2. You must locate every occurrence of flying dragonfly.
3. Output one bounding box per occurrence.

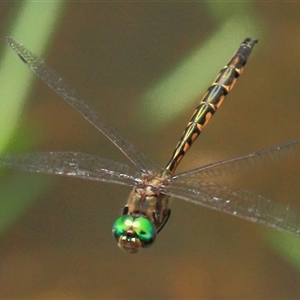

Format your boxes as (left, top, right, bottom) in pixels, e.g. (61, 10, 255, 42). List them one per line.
(1, 37, 300, 253)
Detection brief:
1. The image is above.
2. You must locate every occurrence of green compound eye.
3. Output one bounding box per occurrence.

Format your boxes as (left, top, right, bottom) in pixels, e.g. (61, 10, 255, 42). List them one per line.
(132, 217, 156, 246)
(112, 215, 156, 248)
(112, 215, 133, 240)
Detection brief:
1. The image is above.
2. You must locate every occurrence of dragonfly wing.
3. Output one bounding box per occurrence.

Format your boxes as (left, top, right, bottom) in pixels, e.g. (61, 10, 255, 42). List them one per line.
(173, 138, 300, 180)
(0, 152, 138, 187)
(6, 37, 162, 174)
(162, 179, 300, 237)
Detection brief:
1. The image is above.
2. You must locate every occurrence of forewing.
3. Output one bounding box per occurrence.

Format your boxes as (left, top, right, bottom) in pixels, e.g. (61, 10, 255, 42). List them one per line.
(162, 178, 300, 237)
(0, 152, 138, 187)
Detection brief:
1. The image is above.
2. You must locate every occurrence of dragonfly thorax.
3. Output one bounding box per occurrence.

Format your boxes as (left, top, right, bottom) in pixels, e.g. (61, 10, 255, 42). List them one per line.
(112, 174, 171, 253)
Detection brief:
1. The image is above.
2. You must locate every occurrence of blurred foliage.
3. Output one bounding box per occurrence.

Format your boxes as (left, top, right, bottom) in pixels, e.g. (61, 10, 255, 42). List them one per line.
(0, 2, 66, 234)
(139, 1, 261, 131)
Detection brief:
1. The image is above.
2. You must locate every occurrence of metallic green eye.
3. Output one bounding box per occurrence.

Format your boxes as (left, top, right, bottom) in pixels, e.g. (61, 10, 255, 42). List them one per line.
(112, 215, 133, 240)
(132, 217, 156, 246)
(112, 215, 156, 249)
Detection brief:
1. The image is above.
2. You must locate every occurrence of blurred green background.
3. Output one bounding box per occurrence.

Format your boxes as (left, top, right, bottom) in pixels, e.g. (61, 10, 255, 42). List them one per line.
(1, 2, 300, 299)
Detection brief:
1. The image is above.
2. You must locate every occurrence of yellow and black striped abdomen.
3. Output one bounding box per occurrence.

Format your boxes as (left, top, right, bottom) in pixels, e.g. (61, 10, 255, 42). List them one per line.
(164, 38, 257, 174)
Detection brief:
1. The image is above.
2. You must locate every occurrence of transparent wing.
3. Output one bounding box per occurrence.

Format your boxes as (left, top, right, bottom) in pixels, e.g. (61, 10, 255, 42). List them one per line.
(166, 138, 300, 236)
(162, 179, 300, 236)
(6, 36, 162, 174)
(0, 152, 138, 187)
(173, 138, 300, 180)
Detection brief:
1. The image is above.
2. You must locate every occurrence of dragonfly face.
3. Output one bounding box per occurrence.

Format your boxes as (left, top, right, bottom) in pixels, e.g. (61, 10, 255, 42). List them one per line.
(112, 215, 156, 253)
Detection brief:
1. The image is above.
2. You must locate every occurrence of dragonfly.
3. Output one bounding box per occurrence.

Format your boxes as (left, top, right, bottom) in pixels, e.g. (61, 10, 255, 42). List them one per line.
(1, 37, 300, 254)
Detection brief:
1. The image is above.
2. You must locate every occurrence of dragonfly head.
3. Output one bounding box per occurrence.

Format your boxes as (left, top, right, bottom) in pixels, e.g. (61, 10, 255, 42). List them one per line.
(112, 215, 156, 253)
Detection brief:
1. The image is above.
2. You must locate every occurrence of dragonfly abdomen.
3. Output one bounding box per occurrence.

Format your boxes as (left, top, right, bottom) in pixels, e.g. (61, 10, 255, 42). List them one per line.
(164, 38, 257, 174)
